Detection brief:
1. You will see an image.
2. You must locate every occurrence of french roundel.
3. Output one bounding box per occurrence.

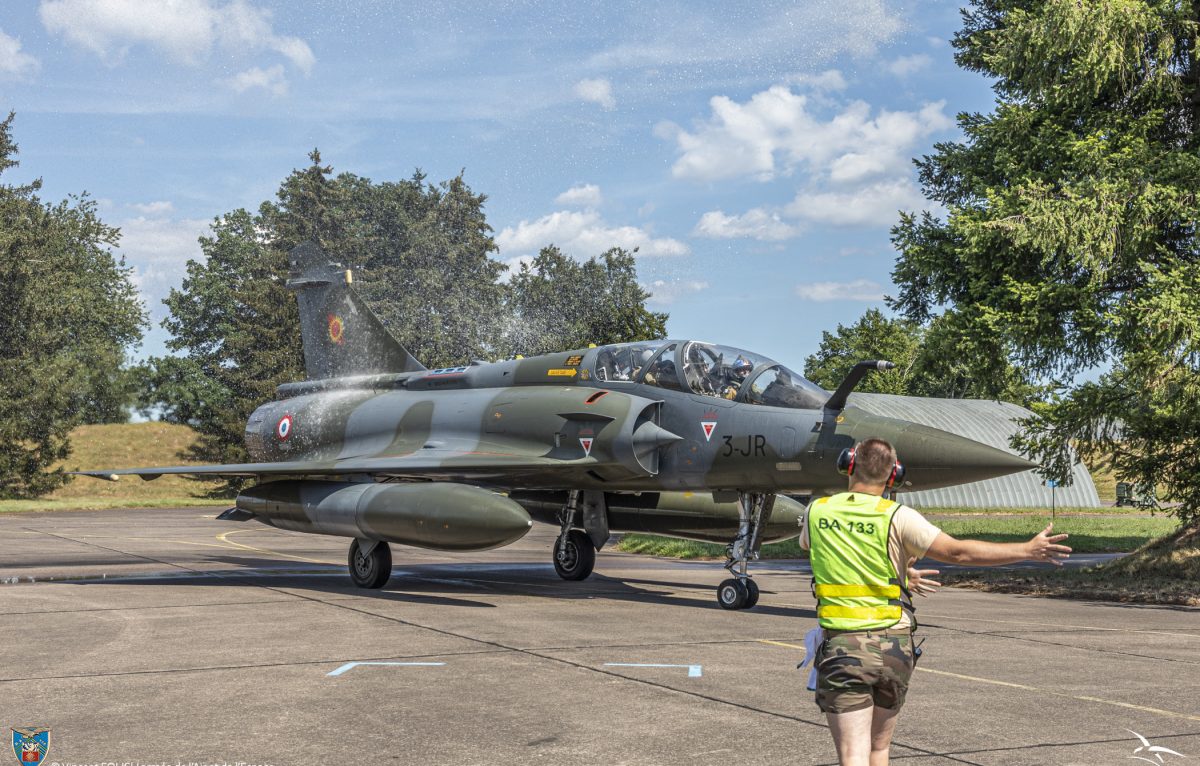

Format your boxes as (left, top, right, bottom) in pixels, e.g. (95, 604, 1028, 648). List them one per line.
(276, 414, 294, 440)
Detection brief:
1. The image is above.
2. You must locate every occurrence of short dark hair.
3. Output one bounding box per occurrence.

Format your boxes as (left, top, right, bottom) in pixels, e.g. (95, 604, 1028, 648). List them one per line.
(855, 438, 897, 484)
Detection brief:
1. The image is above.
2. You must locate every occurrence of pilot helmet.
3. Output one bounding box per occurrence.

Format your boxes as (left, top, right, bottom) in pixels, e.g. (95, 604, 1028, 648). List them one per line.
(733, 355, 753, 377)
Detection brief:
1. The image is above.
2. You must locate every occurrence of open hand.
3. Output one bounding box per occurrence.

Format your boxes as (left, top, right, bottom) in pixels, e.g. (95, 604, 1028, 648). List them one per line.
(906, 555, 942, 597)
(1026, 523, 1072, 565)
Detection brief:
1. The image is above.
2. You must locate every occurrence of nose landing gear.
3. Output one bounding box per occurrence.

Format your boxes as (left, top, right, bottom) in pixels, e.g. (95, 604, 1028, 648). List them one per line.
(717, 492, 774, 610)
(553, 490, 597, 581)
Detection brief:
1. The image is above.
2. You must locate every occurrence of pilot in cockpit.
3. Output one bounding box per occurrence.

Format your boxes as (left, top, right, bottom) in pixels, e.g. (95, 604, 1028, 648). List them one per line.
(644, 356, 680, 389)
(626, 347, 655, 381)
(719, 355, 753, 399)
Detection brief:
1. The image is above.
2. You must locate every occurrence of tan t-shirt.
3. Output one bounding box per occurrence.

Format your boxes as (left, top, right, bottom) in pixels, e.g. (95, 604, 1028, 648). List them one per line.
(798, 492, 942, 629)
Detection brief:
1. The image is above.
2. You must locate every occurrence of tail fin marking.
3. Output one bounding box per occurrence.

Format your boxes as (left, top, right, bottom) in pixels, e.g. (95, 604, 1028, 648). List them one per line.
(286, 241, 426, 380)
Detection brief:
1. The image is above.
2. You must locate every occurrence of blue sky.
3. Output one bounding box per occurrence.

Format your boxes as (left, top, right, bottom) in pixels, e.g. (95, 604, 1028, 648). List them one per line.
(0, 1, 996, 373)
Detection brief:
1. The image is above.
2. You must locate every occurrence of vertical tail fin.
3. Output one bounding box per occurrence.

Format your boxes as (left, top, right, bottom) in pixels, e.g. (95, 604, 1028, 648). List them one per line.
(286, 241, 426, 380)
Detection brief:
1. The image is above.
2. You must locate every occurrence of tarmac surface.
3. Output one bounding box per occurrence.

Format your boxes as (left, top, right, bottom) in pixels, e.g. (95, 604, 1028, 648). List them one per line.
(1, 507, 1197, 766)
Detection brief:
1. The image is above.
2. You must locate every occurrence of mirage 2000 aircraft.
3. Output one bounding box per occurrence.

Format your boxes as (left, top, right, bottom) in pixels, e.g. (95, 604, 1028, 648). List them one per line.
(79, 242, 1034, 610)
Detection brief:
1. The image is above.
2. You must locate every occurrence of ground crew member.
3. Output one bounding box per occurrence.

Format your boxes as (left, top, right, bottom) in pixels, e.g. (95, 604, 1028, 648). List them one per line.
(800, 437, 1071, 766)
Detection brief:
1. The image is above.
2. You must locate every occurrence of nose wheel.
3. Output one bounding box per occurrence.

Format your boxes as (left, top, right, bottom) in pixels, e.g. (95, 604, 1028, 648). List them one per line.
(716, 492, 773, 610)
(717, 577, 761, 610)
(554, 529, 596, 580)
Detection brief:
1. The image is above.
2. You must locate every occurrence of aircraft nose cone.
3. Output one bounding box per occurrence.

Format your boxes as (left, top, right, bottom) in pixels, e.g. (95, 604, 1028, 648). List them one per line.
(893, 423, 1036, 491)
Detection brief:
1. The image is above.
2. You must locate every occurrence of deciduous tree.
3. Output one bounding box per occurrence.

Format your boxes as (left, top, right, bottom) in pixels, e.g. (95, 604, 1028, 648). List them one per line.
(0, 113, 145, 497)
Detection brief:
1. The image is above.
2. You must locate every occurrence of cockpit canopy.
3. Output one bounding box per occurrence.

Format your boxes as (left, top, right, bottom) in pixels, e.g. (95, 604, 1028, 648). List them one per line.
(591, 340, 828, 410)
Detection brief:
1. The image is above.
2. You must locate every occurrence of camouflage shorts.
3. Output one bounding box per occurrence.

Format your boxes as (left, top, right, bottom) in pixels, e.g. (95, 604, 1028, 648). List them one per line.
(815, 630, 915, 714)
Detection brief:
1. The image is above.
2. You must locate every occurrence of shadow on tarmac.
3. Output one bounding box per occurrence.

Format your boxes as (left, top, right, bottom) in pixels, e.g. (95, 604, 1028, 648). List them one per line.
(54, 554, 819, 618)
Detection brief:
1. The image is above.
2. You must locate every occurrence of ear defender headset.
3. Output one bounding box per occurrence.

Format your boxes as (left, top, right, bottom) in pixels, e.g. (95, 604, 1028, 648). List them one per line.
(837, 446, 906, 488)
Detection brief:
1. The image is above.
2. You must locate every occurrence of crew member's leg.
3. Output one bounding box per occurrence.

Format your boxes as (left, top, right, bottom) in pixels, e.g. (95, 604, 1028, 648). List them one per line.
(868, 705, 901, 766)
(867, 633, 914, 766)
(817, 632, 879, 766)
(826, 708, 874, 766)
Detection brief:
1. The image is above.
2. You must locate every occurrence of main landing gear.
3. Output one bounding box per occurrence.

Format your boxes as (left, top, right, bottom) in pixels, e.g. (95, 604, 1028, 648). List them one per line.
(717, 492, 774, 610)
(348, 539, 392, 589)
(553, 490, 596, 581)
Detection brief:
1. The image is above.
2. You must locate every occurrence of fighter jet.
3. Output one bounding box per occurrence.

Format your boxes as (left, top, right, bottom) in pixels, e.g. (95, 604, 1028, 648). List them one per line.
(78, 242, 1034, 610)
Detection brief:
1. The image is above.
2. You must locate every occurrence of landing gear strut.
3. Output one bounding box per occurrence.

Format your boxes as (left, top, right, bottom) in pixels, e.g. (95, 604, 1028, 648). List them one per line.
(554, 491, 596, 581)
(348, 539, 392, 589)
(717, 492, 773, 610)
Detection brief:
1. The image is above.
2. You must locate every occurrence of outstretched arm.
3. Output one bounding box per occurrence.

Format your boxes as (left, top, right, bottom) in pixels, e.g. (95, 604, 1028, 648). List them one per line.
(925, 524, 1071, 567)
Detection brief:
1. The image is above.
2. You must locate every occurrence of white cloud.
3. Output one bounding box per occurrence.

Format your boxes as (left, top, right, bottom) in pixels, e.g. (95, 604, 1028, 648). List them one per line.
(0, 28, 39, 79)
(660, 86, 951, 184)
(575, 77, 616, 110)
(786, 178, 929, 227)
(554, 184, 603, 208)
(645, 279, 710, 306)
(116, 215, 210, 319)
(496, 210, 688, 259)
(225, 64, 287, 96)
(795, 279, 885, 302)
(887, 53, 931, 78)
(693, 208, 800, 241)
(787, 69, 847, 92)
(584, 3, 903, 73)
(129, 200, 174, 215)
(39, 0, 314, 72)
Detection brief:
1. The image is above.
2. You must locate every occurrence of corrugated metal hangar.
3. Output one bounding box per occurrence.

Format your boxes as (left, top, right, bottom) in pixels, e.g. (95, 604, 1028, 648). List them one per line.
(848, 392, 1101, 509)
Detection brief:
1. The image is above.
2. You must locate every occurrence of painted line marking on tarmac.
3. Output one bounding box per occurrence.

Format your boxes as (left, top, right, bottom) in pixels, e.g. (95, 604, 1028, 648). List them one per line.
(920, 613, 1200, 640)
(216, 530, 342, 566)
(774, 606, 1200, 641)
(604, 663, 703, 678)
(327, 661, 446, 676)
(757, 640, 1200, 723)
(758, 639, 806, 650)
(913, 667, 1200, 723)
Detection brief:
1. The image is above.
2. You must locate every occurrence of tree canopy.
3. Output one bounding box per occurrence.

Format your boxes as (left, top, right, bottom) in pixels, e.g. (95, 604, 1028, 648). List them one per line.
(0, 113, 146, 497)
(506, 245, 668, 357)
(890, 0, 1200, 521)
(804, 309, 1040, 403)
(148, 152, 667, 472)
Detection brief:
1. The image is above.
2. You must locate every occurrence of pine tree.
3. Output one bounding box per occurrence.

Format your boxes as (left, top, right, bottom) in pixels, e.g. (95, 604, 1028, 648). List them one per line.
(891, 1, 1200, 521)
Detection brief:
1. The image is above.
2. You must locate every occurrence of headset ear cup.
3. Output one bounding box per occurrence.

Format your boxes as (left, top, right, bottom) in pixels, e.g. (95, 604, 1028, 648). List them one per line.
(837, 448, 855, 476)
(890, 461, 906, 488)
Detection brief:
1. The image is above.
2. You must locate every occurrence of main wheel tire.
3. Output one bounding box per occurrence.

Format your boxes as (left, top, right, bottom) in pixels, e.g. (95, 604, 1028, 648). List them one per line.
(554, 529, 596, 581)
(348, 539, 392, 589)
(717, 578, 749, 610)
(744, 578, 760, 609)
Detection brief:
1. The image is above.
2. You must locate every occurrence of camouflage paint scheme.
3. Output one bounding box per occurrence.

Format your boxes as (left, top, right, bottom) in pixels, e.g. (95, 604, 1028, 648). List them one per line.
(78, 242, 1034, 579)
(815, 630, 916, 713)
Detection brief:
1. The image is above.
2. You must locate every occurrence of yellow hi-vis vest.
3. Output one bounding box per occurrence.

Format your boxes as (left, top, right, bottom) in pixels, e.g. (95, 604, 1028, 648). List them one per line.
(808, 493, 905, 631)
